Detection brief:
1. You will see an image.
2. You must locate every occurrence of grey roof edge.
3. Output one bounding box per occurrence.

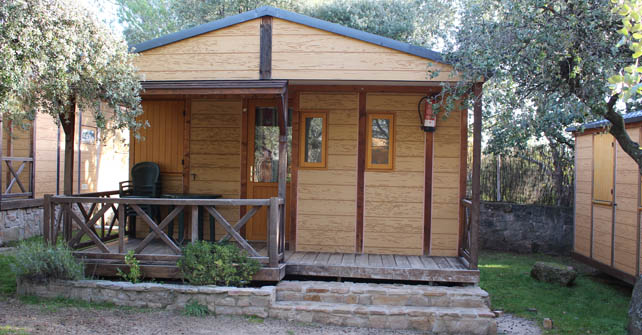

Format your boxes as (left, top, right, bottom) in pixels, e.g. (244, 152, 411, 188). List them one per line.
(130, 6, 444, 63)
(566, 111, 642, 132)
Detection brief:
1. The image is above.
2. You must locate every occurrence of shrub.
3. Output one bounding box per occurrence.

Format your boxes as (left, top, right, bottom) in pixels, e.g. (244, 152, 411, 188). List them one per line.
(177, 241, 260, 286)
(117, 250, 141, 283)
(12, 241, 84, 282)
(183, 300, 210, 317)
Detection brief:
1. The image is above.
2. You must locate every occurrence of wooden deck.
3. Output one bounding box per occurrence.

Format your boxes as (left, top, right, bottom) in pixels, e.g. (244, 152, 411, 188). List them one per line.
(76, 238, 478, 284)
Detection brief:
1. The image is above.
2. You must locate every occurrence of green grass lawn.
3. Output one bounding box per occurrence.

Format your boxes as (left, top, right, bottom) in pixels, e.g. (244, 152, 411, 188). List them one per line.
(480, 251, 631, 335)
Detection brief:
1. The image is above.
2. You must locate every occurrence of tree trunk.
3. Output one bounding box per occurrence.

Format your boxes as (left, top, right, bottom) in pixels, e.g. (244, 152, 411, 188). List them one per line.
(59, 98, 76, 196)
(603, 95, 642, 175)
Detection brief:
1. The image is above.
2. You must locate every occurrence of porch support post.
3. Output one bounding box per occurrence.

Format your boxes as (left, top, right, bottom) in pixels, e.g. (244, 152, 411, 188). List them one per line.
(470, 82, 483, 270)
(275, 87, 288, 263)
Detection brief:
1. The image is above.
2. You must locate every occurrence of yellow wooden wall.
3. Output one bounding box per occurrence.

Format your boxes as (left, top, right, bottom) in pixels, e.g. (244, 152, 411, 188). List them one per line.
(574, 134, 592, 257)
(614, 128, 640, 275)
(296, 93, 358, 252)
(363, 94, 425, 255)
(431, 106, 463, 256)
(35, 114, 59, 197)
(190, 99, 243, 239)
(134, 20, 261, 81)
(271, 19, 455, 82)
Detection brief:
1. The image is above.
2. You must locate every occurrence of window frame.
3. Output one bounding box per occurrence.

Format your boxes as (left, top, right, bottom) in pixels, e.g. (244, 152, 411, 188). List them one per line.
(299, 111, 328, 169)
(366, 113, 395, 171)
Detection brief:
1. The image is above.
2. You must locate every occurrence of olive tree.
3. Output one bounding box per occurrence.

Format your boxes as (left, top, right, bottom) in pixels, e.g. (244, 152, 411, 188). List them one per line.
(441, 0, 642, 172)
(0, 0, 143, 194)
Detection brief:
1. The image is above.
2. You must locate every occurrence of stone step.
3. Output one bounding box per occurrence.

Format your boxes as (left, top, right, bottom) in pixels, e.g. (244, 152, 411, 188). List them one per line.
(276, 281, 490, 308)
(269, 301, 497, 334)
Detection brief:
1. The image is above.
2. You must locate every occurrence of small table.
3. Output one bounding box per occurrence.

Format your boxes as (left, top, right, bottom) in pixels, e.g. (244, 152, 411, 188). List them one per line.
(160, 193, 222, 243)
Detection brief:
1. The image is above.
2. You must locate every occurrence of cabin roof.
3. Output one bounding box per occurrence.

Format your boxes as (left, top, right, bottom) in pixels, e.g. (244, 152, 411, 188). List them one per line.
(130, 6, 444, 63)
(566, 111, 642, 133)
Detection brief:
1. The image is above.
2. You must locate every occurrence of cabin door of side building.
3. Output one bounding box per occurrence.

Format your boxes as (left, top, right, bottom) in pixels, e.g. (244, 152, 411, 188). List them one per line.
(245, 99, 291, 242)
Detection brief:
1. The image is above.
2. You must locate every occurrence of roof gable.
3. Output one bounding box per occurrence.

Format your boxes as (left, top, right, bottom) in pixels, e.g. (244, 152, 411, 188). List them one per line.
(131, 6, 443, 63)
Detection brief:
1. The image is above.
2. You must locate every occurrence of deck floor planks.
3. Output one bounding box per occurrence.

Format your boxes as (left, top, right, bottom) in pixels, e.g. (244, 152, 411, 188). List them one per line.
(381, 254, 396, 267)
(407, 255, 424, 269)
(285, 251, 478, 283)
(328, 253, 343, 265)
(341, 253, 355, 266)
(77, 238, 478, 283)
(394, 255, 411, 268)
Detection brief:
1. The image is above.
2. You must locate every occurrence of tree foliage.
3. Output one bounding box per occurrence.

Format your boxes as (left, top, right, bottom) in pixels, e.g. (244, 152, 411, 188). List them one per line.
(0, 0, 143, 131)
(116, 0, 457, 49)
(443, 0, 642, 172)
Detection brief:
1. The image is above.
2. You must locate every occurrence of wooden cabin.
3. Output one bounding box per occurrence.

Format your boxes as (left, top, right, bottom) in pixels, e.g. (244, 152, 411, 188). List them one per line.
(0, 110, 128, 206)
(569, 112, 642, 284)
(43, 6, 484, 284)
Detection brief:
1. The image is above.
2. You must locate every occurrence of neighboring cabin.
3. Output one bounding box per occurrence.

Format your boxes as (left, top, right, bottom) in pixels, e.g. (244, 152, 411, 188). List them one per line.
(569, 112, 642, 284)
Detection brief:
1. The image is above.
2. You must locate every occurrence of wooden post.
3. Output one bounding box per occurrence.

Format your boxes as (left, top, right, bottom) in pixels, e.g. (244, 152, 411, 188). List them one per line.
(118, 204, 125, 253)
(259, 16, 273, 80)
(43, 194, 51, 245)
(0, 113, 3, 204)
(268, 197, 279, 267)
(31, 116, 36, 198)
(191, 205, 198, 243)
(496, 154, 501, 202)
(470, 83, 483, 270)
(277, 90, 288, 257)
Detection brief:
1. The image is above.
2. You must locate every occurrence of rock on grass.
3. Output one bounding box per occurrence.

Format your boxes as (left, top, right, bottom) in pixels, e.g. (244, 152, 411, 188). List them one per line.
(530, 262, 577, 286)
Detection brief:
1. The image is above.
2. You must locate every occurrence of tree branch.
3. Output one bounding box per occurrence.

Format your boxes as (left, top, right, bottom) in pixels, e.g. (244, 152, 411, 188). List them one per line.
(603, 94, 642, 174)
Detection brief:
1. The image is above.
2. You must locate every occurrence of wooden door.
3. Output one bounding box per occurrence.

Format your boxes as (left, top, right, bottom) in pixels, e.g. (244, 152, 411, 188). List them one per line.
(132, 100, 185, 193)
(246, 100, 291, 241)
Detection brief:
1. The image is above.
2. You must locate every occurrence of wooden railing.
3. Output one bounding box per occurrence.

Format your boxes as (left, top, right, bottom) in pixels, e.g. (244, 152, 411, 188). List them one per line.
(2, 157, 34, 199)
(43, 194, 285, 268)
(460, 198, 476, 269)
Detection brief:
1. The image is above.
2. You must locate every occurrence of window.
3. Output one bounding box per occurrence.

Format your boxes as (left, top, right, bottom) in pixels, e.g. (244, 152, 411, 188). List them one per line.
(299, 111, 327, 168)
(366, 113, 394, 170)
(593, 133, 614, 203)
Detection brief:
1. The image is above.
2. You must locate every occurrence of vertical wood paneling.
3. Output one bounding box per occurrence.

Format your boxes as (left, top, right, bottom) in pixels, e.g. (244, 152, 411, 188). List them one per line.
(190, 99, 242, 240)
(574, 134, 593, 256)
(614, 128, 638, 275)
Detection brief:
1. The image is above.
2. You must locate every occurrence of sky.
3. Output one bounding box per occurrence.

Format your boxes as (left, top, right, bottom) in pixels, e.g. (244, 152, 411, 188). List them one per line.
(79, 0, 124, 36)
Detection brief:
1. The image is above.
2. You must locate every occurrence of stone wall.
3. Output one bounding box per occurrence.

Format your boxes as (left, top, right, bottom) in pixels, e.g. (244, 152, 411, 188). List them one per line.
(480, 202, 573, 254)
(0, 206, 43, 246)
(18, 280, 275, 318)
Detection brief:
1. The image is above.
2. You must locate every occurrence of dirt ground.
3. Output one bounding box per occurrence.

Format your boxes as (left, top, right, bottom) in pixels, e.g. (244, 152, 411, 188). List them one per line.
(0, 297, 541, 335)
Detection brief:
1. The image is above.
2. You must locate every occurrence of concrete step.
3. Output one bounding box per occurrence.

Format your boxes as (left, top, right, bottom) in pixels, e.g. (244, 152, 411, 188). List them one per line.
(269, 300, 497, 334)
(276, 280, 490, 309)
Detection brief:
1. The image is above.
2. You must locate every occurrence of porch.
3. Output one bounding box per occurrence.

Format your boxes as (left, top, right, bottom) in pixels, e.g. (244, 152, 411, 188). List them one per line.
(43, 192, 479, 284)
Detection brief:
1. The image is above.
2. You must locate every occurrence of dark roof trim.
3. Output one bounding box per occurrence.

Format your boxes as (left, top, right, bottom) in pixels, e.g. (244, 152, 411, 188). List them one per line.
(566, 111, 642, 132)
(140, 80, 288, 95)
(130, 6, 443, 63)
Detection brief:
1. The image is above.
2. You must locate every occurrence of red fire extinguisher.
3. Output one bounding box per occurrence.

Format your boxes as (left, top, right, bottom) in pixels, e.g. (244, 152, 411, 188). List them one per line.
(418, 96, 436, 132)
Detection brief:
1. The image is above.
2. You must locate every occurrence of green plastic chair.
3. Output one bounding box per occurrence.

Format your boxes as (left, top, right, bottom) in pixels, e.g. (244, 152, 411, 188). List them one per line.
(119, 162, 161, 238)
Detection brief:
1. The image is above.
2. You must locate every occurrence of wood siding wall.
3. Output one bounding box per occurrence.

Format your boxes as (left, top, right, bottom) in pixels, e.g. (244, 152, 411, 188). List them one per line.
(614, 128, 639, 275)
(430, 106, 463, 256)
(135, 20, 261, 81)
(296, 93, 358, 253)
(574, 129, 641, 279)
(271, 19, 455, 82)
(363, 94, 425, 255)
(190, 99, 243, 239)
(574, 134, 592, 257)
